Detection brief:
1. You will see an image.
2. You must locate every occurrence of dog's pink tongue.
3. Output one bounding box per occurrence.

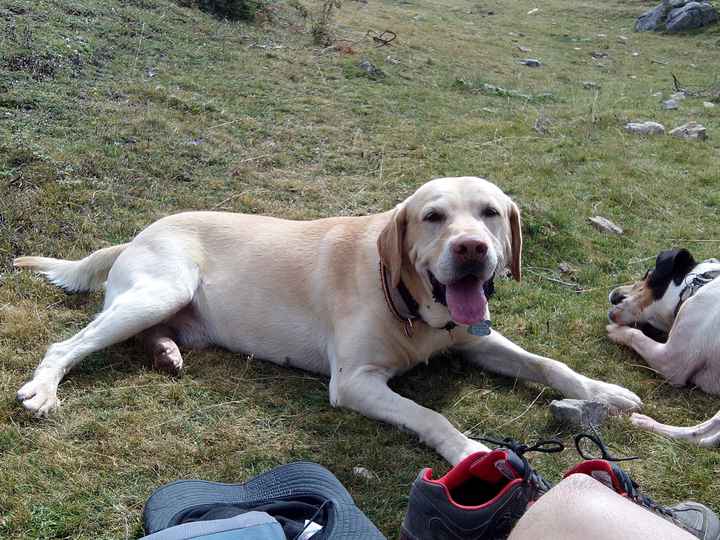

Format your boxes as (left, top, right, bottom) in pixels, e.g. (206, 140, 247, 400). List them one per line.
(446, 276, 488, 325)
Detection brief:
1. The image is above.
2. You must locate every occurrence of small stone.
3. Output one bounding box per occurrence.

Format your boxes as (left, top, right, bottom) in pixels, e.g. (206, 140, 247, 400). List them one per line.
(519, 58, 542, 67)
(625, 121, 666, 136)
(591, 51, 608, 59)
(550, 399, 610, 429)
(517, 45, 531, 52)
(589, 216, 624, 235)
(583, 81, 600, 90)
(704, 101, 716, 108)
(527, 7, 539, 15)
(386, 56, 400, 64)
(671, 91, 687, 100)
(652, 91, 663, 97)
(617, 35, 628, 42)
(358, 59, 385, 79)
(352, 466, 376, 480)
(558, 262, 575, 274)
(632, 51, 640, 56)
(670, 122, 707, 140)
(597, 33, 607, 37)
(663, 99, 679, 110)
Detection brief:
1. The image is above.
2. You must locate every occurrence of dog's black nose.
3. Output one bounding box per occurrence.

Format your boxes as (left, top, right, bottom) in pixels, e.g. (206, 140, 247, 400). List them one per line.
(609, 291, 626, 305)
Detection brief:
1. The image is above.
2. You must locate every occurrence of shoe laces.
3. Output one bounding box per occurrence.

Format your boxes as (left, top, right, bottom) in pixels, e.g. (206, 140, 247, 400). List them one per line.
(477, 436, 565, 493)
(573, 432, 675, 519)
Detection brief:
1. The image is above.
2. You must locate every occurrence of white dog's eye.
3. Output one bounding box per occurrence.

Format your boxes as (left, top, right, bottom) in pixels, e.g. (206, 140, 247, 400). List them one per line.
(482, 206, 500, 217)
(423, 210, 445, 223)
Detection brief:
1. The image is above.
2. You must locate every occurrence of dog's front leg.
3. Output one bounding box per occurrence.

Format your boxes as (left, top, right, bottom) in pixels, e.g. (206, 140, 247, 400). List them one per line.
(455, 330, 643, 412)
(330, 366, 489, 465)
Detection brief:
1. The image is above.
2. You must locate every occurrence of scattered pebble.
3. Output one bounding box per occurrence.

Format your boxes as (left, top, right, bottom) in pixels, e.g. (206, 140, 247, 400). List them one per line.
(385, 56, 400, 64)
(632, 51, 640, 56)
(358, 59, 385, 79)
(517, 45, 531, 52)
(527, 7, 539, 15)
(617, 35, 628, 42)
(583, 81, 601, 90)
(591, 51, 608, 59)
(670, 122, 707, 140)
(550, 399, 609, 429)
(704, 101, 716, 108)
(519, 58, 542, 67)
(589, 216, 624, 235)
(625, 121, 665, 136)
(596, 33, 607, 37)
(663, 99, 679, 110)
(652, 91, 663, 97)
(352, 467, 377, 480)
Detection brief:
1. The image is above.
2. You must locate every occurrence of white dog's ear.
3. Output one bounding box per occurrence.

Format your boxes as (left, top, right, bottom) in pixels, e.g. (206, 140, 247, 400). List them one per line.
(507, 201, 522, 282)
(377, 204, 407, 287)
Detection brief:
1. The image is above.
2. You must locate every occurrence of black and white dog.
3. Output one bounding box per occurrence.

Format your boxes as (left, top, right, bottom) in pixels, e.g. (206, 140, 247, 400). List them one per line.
(607, 248, 720, 446)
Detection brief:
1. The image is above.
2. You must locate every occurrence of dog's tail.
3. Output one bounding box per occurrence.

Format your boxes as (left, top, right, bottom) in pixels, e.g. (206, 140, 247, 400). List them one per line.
(14, 243, 130, 293)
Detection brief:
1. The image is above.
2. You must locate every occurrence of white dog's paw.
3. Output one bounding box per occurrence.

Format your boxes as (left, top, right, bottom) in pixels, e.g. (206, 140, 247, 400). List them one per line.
(606, 323, 636, 346)
(629, 412, 657, 430)
(582, 380, 643, 413)
(17, 379, 59, 417)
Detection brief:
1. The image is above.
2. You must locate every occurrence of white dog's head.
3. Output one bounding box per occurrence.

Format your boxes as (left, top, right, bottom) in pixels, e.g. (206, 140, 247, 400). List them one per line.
(378, 176, 522, 327)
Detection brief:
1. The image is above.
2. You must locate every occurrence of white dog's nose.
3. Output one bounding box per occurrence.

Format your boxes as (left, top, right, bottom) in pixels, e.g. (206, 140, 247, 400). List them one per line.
(451, 237, 488, 262)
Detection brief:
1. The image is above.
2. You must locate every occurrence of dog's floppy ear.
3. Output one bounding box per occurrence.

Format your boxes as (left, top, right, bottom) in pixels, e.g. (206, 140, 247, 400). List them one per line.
(378, 204, 407, 287)
(507, 201, 522, 282)
(649, 248, 696, 298)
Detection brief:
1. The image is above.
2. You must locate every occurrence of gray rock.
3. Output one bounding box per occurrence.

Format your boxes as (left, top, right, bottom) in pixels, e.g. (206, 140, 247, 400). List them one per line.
(635, 0, 718, 31)
(625, 120, 666, 135)
(704, 101, 716, 108)
(666, 1, 719, 31)
(550, 399, 610, 429)
(519, 58, 542, 67)
(358, 60, 385, 79)
(352, 466, 377, 480)
(635, 0, 673, 31)
(663, 98, 680, 109)
(589, 216, 624, 235)
(670, 122, 707, 140)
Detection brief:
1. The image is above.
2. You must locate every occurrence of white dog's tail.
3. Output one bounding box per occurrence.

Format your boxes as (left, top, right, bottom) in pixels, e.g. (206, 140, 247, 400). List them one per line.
(14, 243, 129, 292)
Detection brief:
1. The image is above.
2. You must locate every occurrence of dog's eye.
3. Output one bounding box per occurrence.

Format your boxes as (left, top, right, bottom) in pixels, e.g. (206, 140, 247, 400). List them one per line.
(423, 211, 445, 223)
(482, 206, 500, 217)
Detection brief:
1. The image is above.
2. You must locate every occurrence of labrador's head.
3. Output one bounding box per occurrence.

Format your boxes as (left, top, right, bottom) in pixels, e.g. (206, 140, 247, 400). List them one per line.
(378, 177, 521, 327)
(608, 248, 696, 331)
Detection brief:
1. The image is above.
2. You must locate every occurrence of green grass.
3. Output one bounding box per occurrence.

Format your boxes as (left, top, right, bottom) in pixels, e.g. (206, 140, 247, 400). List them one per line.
(1, 0, 720, 537)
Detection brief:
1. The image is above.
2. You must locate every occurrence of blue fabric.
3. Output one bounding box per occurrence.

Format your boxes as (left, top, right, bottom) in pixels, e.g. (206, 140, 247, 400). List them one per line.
(139, 512, 286, 540)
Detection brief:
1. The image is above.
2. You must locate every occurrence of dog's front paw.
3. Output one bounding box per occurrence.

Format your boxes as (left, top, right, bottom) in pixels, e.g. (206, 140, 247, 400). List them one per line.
(606, 323, 636, 346)
(17, 379, 59, 417)
(582, 380, 643, 413)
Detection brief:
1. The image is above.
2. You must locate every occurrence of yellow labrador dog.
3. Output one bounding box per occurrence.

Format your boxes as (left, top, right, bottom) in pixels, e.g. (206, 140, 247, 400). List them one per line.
(14, 177, 641, 464)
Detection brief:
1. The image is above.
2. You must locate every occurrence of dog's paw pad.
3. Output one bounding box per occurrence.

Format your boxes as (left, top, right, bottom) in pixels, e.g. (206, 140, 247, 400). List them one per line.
(153, 343, 184, 375)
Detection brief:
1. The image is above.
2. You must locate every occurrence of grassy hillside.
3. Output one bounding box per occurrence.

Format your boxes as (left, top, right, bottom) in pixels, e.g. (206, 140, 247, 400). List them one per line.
(2, 0, 720, 537)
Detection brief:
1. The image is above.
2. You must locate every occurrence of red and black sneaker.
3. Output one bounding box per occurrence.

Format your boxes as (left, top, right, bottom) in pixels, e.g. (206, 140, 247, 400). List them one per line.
(400, 437, 563, 540)
(565, 433, 720, 540)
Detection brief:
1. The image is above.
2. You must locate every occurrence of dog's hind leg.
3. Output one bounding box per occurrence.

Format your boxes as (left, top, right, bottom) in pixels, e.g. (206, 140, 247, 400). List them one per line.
(631, 410, 720, 447)
(17, 274, 198, 416)
(142, 324, 184, 375)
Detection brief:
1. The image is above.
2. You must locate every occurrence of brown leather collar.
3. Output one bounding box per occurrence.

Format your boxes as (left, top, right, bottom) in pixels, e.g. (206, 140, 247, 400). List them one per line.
(379, 262, 457, 337)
